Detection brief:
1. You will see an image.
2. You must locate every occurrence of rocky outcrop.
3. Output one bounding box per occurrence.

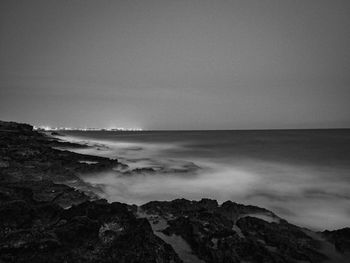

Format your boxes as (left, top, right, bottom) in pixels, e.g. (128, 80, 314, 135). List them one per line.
(0, 120, 121, 185)
(0, 180, 90, 208)
(0, 183, 182, 263)
(0, 120, 182, 262)
(140, 199, 350, 263)
(322, 228, 350, 253)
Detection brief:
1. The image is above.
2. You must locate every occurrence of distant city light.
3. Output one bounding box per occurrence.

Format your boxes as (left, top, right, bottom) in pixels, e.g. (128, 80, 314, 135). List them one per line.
(33, 125, 143, 131)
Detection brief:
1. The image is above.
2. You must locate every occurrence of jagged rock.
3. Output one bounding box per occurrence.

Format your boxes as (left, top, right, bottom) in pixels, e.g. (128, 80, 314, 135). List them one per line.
(142, 199, 331, 263)
(236, 216, 326, 262)
(0, 181, 90, 208)
(323, 228, 350, 253)
(99, 221, 125, 244)
(132, 167, 156, 174)
(0, 120, 122, 185)
(0, 160, 9, 168)
(0, 120, 182, 263)
(0, 187, 183, 263)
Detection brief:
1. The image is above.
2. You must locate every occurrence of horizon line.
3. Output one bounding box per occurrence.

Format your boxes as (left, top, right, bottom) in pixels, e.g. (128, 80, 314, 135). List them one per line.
(58, 127, 350, 132)
(1, 120, 349, 132)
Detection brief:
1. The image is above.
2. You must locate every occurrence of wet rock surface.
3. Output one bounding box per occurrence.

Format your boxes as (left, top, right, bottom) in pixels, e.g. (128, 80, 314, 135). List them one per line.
(141, 199, 350, 263)
(1, 120, 350, 262)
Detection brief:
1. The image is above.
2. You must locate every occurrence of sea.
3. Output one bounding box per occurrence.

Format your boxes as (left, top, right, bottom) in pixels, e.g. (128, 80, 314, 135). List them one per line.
(58, 129, 350, 231)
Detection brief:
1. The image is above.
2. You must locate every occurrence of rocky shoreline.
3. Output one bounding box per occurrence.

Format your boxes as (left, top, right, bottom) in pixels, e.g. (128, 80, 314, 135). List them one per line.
(0, 120, 349, 263)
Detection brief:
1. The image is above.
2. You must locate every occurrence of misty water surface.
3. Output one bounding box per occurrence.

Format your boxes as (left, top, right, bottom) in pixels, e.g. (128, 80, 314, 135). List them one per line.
(60, 130, 350, 231)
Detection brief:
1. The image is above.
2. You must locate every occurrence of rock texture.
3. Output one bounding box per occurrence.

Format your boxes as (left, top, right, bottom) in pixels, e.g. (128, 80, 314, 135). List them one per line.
(0, 185, 182, 263)
(0, 121, 182, 262)
(141, 199, 330, 263)
(0, 120, 120, 185)
(322, 228, 350, 253)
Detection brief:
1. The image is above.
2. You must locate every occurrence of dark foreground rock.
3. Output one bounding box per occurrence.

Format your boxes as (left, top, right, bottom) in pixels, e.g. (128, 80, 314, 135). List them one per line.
(141, 199, 350, 263)
(322, 228, 350, 253)
(0, 121, 182, 262)
(0, 183, 182, 263)
(1, 120, 350, 263)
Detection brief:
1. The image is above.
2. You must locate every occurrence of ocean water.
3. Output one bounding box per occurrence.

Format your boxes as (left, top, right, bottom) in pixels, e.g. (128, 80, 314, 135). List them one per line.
(59, 129, 350, 231)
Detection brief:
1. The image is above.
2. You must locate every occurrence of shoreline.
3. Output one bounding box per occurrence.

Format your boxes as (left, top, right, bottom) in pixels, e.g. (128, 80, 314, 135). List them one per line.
(1, 120, 349, 262)
(53, 130, 350, 232)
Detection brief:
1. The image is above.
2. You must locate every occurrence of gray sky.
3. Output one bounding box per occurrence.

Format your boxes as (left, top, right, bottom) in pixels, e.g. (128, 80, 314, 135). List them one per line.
(1, 0, 349, 130)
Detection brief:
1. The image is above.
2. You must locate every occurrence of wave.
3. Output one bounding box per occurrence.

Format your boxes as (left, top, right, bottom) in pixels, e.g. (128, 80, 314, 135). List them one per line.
(56, 132, 350, 231)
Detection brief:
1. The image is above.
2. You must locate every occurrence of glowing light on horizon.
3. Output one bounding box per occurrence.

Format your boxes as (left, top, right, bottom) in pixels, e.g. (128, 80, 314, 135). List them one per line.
(33, 125, 143, 131)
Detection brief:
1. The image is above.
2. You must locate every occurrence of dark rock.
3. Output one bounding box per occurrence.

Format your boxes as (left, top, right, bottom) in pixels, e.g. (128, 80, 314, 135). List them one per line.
(0, 160, 9, 168)
(0, 189, 183, 263)
(236, 216, 326, 262)
(142, 199, 330, 263)
(0, 120, 123, 185)
(0, 120, 182, 263)
(132, 167, 156, 174)
(323, 227, 350, 253)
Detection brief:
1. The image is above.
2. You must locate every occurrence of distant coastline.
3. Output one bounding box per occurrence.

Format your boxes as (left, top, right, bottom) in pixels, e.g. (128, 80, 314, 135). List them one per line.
(33, 125, 143, 132)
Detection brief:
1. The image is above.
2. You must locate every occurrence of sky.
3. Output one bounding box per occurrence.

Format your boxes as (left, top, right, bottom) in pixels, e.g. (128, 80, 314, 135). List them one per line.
(1, 0, 349, 130)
